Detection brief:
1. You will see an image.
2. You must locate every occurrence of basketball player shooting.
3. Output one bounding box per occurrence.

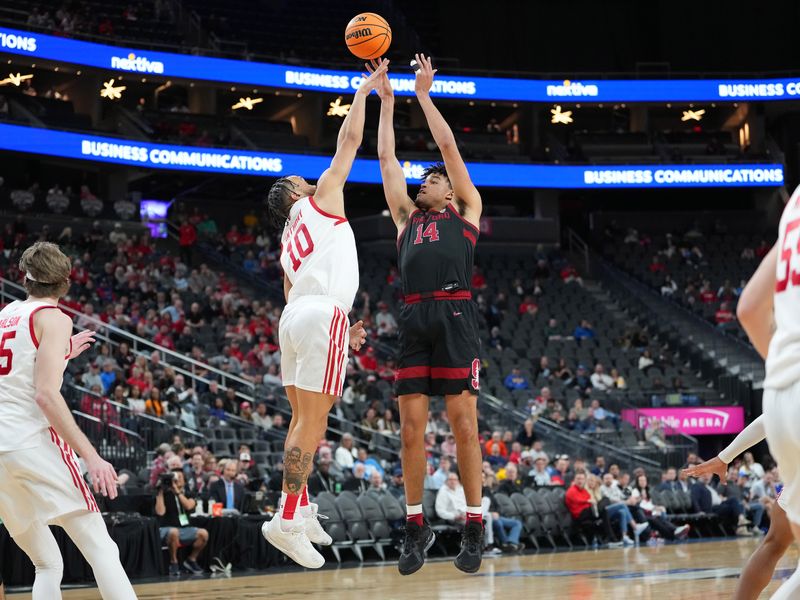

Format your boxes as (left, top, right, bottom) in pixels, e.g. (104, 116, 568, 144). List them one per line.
(0, 242, 136, 599)
(370, 54, 484, 575)
(260, 60, 385, 569)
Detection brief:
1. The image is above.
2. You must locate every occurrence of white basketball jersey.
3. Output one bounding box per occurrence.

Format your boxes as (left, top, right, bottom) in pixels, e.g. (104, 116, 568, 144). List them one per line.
(766, 188, 800, 389)
(0, 300, 68, 451)
(279, 196, 359, 310)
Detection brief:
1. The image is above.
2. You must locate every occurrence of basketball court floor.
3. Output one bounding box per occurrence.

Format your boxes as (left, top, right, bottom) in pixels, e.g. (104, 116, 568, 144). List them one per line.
(10, 538, 798, 599)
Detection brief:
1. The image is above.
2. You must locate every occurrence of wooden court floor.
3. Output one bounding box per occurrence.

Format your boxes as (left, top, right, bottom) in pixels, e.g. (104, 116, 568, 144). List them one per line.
(11, 538, 799, 599)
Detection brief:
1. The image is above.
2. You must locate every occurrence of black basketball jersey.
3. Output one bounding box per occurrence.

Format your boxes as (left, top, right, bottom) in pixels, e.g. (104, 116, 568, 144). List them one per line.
(397, 202, 479, 296)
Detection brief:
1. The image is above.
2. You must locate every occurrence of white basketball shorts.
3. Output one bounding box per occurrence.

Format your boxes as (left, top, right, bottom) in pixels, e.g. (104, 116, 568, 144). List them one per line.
(763, 379, 800, 524)
(279, 295, 350, 396)
(0, 427, 100, 536)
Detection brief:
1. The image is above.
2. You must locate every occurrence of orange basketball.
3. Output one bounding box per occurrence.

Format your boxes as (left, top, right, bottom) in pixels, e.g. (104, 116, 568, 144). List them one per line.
(344, 13, 391, 60)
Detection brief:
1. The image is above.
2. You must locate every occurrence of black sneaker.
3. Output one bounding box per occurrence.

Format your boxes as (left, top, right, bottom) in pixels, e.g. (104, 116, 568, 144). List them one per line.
(182, 559, 203, 574)
(454, 521, 484, 574)
(398, 520, 435, 576)
(168, 562, 181, 577)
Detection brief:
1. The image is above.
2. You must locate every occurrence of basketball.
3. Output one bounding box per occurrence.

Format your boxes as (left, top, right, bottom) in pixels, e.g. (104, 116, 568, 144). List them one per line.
(344, 13, 391, 60)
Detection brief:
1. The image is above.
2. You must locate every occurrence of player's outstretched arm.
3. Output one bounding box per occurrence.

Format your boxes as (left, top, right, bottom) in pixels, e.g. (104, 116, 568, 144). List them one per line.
(737, 243, 778, 359)
(34, 309, 119, 499)
(413, 53, 482, 224)
(368, 60, 415, 230)
(683, 415, 766, 480)
(315, 59, 389, 216)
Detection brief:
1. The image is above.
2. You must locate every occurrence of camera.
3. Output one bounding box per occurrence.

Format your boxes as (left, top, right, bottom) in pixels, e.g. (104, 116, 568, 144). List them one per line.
(158, 472, 176, 491)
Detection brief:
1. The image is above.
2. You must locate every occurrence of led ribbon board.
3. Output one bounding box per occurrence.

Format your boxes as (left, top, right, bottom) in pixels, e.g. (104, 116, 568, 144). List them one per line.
(2, 27, 800, 101)
(0, 123, 784, 189)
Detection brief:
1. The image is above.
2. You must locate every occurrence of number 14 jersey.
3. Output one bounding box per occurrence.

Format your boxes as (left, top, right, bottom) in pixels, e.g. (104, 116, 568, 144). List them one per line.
(280, 196, 359, 310)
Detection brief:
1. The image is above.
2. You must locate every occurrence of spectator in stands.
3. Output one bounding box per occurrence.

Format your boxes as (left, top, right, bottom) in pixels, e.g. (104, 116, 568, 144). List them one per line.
(631, 474, 689, 540)
(749, 470, 778, 506)
(649, 256, 666, 274)
(435, 471, 471, 525)
(378, 408, 400, 435)
(440, 433, 458, 457)
(343, 464, 369, 494)
(528, 456, 551, 486)
(145, 387, 166, 417)
(387, 467, 404, 500)
(155, 469, 209, 575)
(354, 447, 384, 480)
(497, 462, 524, 495)
(482, 471, 524, 554)
(209, 460, 246, 511)
(307, 457, 339, 496)
(488, 326, 504, 350)
(486, 444, 506, 469)
(645, 420, 669, 452)
(358, 347, 378, 372)
(504, 367, 530, 391)
(178, 219, 197, 267)
(573, 366, 591, 392)
(335, 433, 357, 470)
(721, 467, 765, 533)
(715, 302, 735, 327)
(543, 318, 564, 341)
(691, 474, 748, 535)
(660, 276, 678, 297)
(184, 452, 208, 496)
(518, 295, 538, 316)
(609, 368, 626, 389)
(554, 358, 573, 384)
(740, 451, 766, 480)
(369, 471, 388, 494)
(251, 402, 272, 430)
(549, 455, 572, 486)
(484, 432, 508, 458)
(515, 419, 536, 448)
(535, 356, 552, 382)
(591, 456, 607, 477)
(573, 320, 596, 341)
(590, 363, 614, 391)
(638, 350, 655, 373)
(599, 473, 649, 545)
(375, 302, 398, 339)
(565, 470, 616, 545)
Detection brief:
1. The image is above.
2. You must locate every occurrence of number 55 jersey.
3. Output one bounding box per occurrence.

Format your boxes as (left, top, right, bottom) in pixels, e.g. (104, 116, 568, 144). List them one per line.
(278, 196, 358, 396)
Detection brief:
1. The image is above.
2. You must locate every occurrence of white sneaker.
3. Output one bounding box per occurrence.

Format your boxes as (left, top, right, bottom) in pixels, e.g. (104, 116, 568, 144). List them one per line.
(303, 503, 332, 546)
(674, 524, 691, 539)
(262, 516, 325, 569)
(623, 535, 635, 546)
(633, 522, 649, 536)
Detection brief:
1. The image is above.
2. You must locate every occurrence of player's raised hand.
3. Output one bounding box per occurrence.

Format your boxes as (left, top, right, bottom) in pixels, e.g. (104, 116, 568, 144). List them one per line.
(68, 330, 96, 360)
(86, 454, 119, 499)
(357, 58, 389, 95)
(413, 53, 437, 95)
(365, 58, 393, 100)
(349, 320, 367, 351)
(682, 456, 727, 481)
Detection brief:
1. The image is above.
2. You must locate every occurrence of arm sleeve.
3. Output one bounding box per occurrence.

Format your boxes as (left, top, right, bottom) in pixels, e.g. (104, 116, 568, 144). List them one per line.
(718, 415, 766, 464)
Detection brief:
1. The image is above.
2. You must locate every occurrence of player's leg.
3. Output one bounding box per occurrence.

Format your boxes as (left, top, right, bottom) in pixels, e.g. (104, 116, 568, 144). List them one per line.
(12, 520, 63, 600)
(55, 511, 136, 600)
(734, 500, 793, 600)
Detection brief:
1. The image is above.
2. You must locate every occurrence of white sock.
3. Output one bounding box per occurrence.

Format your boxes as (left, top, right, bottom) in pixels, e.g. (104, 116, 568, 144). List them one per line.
(406, 503, 423, 516)
(300, 504, 313, 518)
(466, 506, 482, 515)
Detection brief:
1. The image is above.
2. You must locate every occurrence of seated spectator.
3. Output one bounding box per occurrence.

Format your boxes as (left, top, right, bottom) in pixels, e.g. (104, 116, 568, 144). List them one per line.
(591, 456, 606, 477)
(565, 470, 615, 545)
(648, 256, 666, 273)
(375, 302, 398, 339)
(573, 320, 595, 341)
(645, 420, 669, 452)
(749, 470, 778, 506)
(590, 363, 614, 391)
(720, 467, 765, 533)
(155, 469, 209, 575)
(515, 419, 536, 448)
(518, 295, 538, 316)
(548, 455, 572, 486)
(208, 460, 246, 511)
(486, 444, 507, 469)
(631, 474, 689, 540)
(638, 350, 655, 373)
(335, 433, 358, 470)
(497, 462, 524, 495)
(425, 455, 452, 491)
(740, 452, 766, 480)
(599, 473, 649, 545)
(251, 402, 272, 430)
(554, 358, 573, 384)
(544, 318, 565, 341)
(358, 347, 379, 372)
(471, 266, 487, 290)
(573, 365, 591, 391)
(440, 433, 458, 457)
(504, 367, 530, 391)
(307, 458, 339, 496)
(609, 368, 626, 389)
(353, 447, 384, 480)
(715, 302, 735, 327)
(661, 276, 678, 297)
(343, 464, 370, 494)
(483, 431, 508, 458)
(527, 456, 552, 486)
(482, 471, 524, 553)
(535, 356, 552, 381)
(691, 474, 748, 535)
(488, 326, 505, 350)
(435, 472, 472, 525)
(378, 408, 400, 435)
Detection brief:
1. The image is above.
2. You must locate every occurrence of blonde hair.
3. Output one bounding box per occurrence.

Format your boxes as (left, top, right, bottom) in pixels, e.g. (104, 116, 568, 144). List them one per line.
(19, 242, 72, 299)
(587, 474, 603, 502)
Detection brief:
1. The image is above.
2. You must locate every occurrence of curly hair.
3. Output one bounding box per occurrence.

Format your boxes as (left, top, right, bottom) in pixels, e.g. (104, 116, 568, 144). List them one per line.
(265, 177, 297, 230)
(421, 162, 451, 188)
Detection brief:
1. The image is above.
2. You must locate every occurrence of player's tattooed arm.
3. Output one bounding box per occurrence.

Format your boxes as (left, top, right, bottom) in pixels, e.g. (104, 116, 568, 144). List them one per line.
(283, 446, 313, 494)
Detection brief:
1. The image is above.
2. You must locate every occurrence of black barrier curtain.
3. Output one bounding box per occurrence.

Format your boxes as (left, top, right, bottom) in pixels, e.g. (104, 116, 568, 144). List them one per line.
(0, 516, 163, 587)
(191, 516, 285, 570)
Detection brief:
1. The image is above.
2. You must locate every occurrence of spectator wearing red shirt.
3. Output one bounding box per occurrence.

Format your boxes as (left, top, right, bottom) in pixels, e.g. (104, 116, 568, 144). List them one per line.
(715, 302, 735, 327)
(239, 228, 255, 246)
(565, 470, 615, 543)
(179, 220, 197, 267)
(648, 256, 666, 273)
(358, 347, 378, 372)
(518, 295, 538, 316)
(698, 283, 717, 304)
(560, 265, 583, 285)
(483, 432, 508, 458)
(471, 266, 487, 290)
(226, 225, 241, 247)
(755, 240, 770, 258)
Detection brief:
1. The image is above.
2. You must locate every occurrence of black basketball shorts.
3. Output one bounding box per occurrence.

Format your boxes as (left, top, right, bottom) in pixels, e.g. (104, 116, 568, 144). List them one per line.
(396, 299, 481, 397)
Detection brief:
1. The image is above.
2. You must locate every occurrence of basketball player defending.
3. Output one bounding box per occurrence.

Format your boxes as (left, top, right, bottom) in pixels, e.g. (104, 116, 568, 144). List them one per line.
(719, 184, 800, 599)
(0, 242, 136, 600)
(261, 59, 387, 568)
(684, 414, 792, 600)
(371, 54, 484, 574)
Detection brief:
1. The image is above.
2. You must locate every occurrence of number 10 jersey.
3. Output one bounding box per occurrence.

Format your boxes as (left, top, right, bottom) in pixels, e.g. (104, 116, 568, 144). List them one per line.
(279, 196, 359, 311)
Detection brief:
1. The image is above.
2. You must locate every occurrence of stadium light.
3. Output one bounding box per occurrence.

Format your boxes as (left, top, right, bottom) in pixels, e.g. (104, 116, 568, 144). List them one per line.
(550, 105, 573, 124)
(327, 96, 351, 117)
(0, 73, 33, 87)
(100, 78, 126, 100)
(682, 108, 705, 122)
(232, 97, 263, 110)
